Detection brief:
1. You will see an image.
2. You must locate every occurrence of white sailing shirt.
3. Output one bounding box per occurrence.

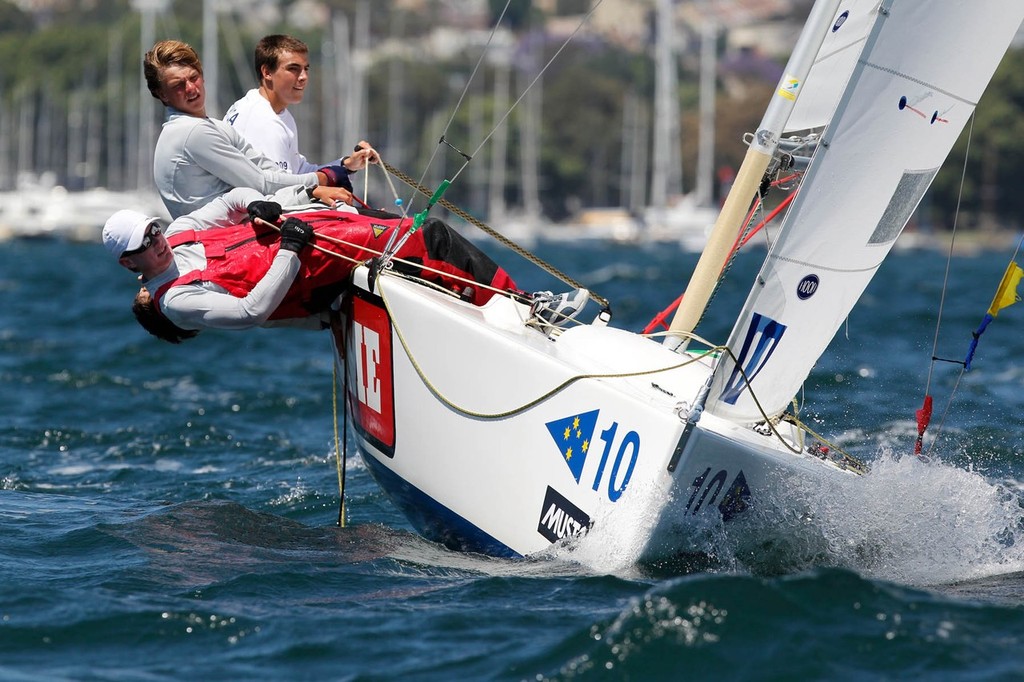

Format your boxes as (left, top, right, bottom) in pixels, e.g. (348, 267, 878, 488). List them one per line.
(224, 89, 343, 174)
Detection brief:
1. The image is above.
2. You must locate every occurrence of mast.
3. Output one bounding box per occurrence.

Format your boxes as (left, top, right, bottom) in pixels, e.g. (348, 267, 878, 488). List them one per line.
(665, 0, 843, 349)
(17, 90, 34, 179)
(328, 1, 372, 151)
(623, 89, 648, 214)
(0, 81, 9, 189)
(330, 12, 350, 156)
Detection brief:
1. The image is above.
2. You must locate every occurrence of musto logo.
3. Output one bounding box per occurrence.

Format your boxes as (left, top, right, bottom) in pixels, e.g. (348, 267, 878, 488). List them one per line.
(537, 486, 592, 543)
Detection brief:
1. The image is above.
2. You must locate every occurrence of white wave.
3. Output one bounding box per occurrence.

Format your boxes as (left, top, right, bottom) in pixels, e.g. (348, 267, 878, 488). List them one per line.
(812, 451, 1024, 586)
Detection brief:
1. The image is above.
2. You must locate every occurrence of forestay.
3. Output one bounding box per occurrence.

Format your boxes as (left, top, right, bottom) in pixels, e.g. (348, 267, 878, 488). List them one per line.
(708, 0, 1024, 425)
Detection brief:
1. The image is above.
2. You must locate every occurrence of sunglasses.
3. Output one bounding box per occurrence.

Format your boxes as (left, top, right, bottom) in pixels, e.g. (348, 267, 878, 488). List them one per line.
(121, 223, 162, 257)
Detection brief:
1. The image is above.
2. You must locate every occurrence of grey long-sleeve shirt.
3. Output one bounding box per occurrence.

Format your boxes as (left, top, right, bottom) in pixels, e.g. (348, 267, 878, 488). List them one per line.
(153, 108, 320, 219)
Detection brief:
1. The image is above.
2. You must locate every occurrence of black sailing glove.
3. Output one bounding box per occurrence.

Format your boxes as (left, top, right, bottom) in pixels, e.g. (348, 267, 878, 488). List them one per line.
(279, 217, 314, 253)
(247, 200, 283, 224)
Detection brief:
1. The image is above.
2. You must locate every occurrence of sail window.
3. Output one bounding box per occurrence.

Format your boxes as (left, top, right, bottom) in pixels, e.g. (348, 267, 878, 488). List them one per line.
(868, 168, 939, 244)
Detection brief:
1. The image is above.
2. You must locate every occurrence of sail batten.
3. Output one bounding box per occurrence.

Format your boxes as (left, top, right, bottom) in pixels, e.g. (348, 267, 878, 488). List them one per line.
(708, 0, 1024, 425)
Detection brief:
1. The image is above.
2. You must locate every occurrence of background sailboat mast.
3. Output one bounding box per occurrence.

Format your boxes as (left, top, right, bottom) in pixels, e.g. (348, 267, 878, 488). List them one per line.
(105, 29, 124, 189)
(623, 89, 648, 214)
(519, 29, 544, 222)
(385, 12, 407, 172)
(694, 15, 717, 209)
(345, 0, 371, 146)
(665, 0, 842, 347)
(650, 0, 681, 210)
(132, 0, 167, 192)
(329, 12, 350, 160)
(488, 49, 511, 224)
(202, 0, 219, 116)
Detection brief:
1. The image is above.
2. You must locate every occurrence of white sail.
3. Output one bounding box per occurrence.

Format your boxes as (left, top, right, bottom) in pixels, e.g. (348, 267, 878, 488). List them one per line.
(708, 0, 1024, 425)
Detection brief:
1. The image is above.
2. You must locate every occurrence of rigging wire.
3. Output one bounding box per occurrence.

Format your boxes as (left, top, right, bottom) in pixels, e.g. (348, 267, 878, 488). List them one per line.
(448, 0, 607, 188)
(252, 215, 536, 304)
(368, 0, 610, 303)
(403, 0, 517, 205)
(332, 352, 348, 527)
(915, 115, 1024, 458)
(916, 116, 975, 457)
(923, 116, 974, 399)
(411, 0, 607, 195)
(640, 171, 798, 334)
(374, 159, 609, 310)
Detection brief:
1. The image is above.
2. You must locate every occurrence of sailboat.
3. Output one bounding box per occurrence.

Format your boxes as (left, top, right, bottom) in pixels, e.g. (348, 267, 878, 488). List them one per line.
(328, 0, 1024, 562)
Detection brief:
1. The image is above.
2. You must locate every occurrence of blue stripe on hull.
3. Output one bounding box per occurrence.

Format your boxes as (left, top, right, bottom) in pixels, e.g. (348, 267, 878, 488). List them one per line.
(360, 451, 522, 559)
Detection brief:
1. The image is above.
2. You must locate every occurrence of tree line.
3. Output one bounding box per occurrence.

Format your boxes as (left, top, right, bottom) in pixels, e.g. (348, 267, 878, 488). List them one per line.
(1, 0, 1021, 231)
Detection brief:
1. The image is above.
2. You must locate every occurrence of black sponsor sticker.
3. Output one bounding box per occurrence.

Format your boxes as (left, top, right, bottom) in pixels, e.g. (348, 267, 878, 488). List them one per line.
(537, 486, 592, 543)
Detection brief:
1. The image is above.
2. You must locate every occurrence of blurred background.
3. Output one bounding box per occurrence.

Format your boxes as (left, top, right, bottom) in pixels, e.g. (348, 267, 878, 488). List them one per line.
(1, 0, 1023, 244)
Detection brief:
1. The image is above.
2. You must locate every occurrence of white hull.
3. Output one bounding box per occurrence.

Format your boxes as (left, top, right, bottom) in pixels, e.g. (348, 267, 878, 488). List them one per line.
(331, 268, 859, 561)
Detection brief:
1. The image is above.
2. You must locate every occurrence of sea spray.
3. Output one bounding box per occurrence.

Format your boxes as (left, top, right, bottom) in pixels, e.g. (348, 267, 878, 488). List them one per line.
(812, 451, 1024, 586)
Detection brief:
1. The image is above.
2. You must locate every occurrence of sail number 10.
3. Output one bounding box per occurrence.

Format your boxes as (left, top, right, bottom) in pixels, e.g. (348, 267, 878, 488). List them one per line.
(591, 422, 639, 502)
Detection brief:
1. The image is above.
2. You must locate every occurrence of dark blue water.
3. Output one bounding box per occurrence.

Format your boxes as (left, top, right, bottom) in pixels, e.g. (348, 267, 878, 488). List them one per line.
(3, 234, 1024, 680)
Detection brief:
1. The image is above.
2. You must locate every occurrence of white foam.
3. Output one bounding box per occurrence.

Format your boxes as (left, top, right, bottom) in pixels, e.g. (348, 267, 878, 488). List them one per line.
(812, 451, 1024, 585)
(545, 448, 1024, 585)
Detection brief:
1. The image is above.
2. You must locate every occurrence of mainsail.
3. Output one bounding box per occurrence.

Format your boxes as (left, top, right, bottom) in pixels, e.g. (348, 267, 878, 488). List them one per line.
(708, 0, 1024, 424)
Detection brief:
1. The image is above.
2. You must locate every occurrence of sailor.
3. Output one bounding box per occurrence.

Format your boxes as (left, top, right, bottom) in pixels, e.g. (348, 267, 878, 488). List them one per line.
(103, 187, 588, 343)
(224, 34, 376, 192)
(143, 39, 362, 219)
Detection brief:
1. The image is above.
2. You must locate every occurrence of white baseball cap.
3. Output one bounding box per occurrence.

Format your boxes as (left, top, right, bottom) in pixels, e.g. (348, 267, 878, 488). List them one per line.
(103, 209, 159, 259)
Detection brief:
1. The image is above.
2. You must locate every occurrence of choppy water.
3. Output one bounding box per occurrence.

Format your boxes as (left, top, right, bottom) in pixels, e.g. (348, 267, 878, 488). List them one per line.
(3, 234, 1024, 680)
